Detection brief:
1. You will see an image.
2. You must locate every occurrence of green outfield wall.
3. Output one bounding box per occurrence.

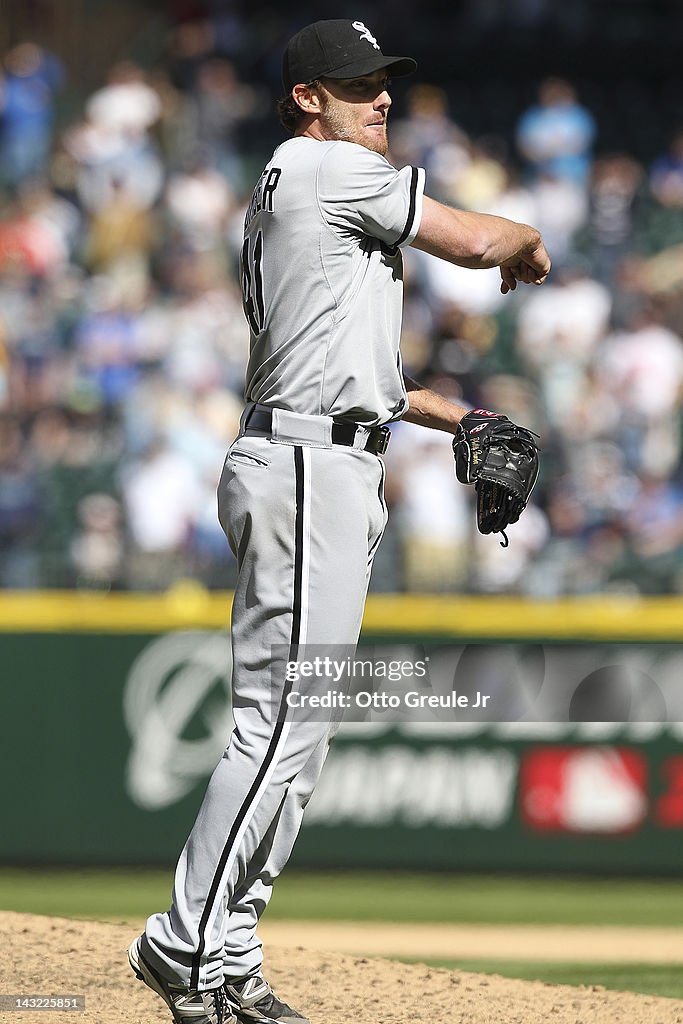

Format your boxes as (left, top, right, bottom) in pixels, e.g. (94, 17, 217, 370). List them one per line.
(1, 592, 682, 871)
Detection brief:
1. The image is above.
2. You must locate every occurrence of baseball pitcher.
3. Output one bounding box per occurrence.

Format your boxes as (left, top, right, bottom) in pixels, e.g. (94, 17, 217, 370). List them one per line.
(129, 19, 550, 1024)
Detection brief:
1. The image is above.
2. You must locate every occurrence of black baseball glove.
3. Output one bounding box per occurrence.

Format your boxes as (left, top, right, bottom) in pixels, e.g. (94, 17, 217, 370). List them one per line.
(453, 409, 540, 546)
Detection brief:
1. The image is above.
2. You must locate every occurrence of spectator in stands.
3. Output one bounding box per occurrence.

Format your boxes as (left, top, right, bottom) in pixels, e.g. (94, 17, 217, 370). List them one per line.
(597, 300, 683, 477)
(0, 324, 8, 407)
(390, 84, 470, 203)
(529, 171, 588, 264)
(588, 154, 644, 285)
(73, 278, 145, 409)
(649, 129, 683, 209)
(620, 474, 683, 593)
(0, 43, 64, 187)
(473, 503, 550, 593)
(27, 400, 121, 587)
(516, 77, 596, 186)
(0, 412, 41, 586)
(121, 439, 204, 589)
(69, 492, 124, 589)
(388, 416, 472, 591)
(164, 156, 235, 253)
(180, 58, 256, 190)
(84, 178, 156, 280)
(86, 60, 161, 144)
(65, 62, 163, 214)
(0, 182, 74, 279)
(515, 260, 612, 435)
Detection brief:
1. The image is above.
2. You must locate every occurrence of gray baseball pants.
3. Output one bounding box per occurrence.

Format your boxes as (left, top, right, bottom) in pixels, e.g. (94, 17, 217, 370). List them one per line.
(142, 411, 387, 990)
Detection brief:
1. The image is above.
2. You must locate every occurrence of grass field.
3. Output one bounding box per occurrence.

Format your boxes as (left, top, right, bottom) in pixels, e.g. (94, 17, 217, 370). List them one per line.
(1, 869, 682, 998)
(399, 959, 683, 1000)
(1, 868, 682, 926)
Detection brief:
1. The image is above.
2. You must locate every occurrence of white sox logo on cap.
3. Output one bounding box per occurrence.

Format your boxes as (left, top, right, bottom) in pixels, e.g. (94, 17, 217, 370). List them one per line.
(281, 20, 416, 91)
(352, 21, 380, 50)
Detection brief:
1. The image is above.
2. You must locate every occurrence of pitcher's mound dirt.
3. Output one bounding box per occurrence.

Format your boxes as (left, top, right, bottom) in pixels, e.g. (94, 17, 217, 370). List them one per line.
(2, 911, 683, 1024)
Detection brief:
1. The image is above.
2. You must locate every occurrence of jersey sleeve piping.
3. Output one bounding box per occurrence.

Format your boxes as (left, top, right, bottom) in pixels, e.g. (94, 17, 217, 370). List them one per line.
(394, 166, 425, 248)
(317, 142, 425, 249)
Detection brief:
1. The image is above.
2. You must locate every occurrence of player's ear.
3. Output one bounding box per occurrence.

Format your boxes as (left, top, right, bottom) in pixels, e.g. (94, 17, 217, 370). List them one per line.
(292, 81, 323, 116)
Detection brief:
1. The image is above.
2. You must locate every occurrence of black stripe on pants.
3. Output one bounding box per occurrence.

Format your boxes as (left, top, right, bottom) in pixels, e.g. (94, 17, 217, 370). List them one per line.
(190, 445, 305, 989)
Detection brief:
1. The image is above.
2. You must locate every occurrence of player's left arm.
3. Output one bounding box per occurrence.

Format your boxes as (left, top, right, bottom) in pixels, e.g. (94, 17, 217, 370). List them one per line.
(401, 375, 468, 432)
(402, 375, 540, 545)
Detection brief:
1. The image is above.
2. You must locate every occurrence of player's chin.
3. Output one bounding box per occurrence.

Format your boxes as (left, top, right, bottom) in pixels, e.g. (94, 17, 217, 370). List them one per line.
(363, 126, 388, 154)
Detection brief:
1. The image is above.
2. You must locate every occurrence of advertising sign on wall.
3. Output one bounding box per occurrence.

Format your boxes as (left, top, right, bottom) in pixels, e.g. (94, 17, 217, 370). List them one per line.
(2, 625, 683, 870)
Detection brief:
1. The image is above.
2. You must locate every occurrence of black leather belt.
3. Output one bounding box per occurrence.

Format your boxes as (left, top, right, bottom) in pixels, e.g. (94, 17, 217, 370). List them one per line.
(244, 406, 391, 455)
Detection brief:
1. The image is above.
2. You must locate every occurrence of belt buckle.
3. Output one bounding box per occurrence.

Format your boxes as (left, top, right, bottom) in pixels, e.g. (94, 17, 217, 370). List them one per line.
(374, 426, 390, 455)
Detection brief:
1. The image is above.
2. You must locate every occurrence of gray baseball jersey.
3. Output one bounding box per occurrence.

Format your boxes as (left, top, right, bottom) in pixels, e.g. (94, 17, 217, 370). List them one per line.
(242, 137, 425, 425)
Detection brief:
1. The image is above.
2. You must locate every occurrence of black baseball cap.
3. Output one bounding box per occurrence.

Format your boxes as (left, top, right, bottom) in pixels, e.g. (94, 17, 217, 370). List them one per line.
(282, 19, 417, 93)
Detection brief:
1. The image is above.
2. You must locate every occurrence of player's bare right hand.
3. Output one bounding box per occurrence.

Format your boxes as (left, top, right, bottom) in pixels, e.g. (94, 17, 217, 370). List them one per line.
(500, 241, 551, 294)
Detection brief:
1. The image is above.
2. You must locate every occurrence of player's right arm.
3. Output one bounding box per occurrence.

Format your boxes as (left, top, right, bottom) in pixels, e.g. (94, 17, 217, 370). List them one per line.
(411, 195, 551, 294)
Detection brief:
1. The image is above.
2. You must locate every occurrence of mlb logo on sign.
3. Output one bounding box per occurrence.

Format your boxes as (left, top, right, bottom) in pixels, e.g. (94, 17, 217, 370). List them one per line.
(520, 747, 648, 834)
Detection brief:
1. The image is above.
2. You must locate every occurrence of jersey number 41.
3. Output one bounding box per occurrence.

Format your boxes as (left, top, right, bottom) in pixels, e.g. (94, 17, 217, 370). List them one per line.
(241, 231, 265, 335)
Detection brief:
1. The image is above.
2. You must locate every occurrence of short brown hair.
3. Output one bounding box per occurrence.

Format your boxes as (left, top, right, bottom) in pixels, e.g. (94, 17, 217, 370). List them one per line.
(276, 80, 322, 133)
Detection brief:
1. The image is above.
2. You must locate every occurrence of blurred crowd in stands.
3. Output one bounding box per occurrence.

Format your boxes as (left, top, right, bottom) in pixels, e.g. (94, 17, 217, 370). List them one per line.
(1, 11, 683, 596)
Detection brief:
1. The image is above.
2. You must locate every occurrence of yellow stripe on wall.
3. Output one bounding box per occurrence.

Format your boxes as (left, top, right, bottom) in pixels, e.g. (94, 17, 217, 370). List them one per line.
(0, 587, 681, 640)
(364, 594, 683, 640)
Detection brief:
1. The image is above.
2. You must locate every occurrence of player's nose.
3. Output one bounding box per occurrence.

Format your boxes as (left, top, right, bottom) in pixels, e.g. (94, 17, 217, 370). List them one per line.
(376, 88, 392, 112)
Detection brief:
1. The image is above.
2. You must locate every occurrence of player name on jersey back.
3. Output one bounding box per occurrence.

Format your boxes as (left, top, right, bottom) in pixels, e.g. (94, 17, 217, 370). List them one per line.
(244, 167, 282, 231)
